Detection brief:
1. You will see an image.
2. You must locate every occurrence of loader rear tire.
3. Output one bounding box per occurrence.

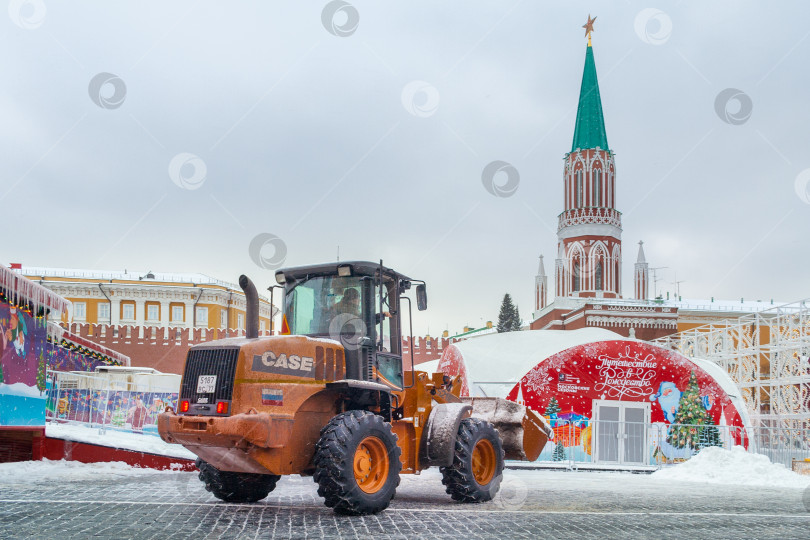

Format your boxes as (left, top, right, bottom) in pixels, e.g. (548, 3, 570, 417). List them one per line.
(313, 410, 401, 515)
(196, 459, 280, 503)
(441, 418, 504, 503)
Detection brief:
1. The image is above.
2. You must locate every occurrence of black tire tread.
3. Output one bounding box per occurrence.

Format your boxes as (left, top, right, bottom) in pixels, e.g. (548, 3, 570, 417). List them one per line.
(313, 410, 401, 515)
(196, 458, 280, 503)
(440, 417, 504, 503)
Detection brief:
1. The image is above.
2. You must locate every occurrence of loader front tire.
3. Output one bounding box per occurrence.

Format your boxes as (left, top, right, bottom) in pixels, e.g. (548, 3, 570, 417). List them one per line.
(441, 418, 504, 503)
(196, 459, 279, 503)
(314, 410, 401, 515)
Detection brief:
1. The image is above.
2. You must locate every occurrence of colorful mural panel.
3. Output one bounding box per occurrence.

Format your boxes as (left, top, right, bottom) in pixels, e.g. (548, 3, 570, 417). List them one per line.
(46, 344, 109, 373)
(46, 388, 179, 434)
(1, 297, 119, 426)
(0, 301, 48, 426)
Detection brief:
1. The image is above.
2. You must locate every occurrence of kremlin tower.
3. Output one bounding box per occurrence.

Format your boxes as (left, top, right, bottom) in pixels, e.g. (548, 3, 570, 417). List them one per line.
(531, 16, 676, 340)
(554, 21, 622, 301)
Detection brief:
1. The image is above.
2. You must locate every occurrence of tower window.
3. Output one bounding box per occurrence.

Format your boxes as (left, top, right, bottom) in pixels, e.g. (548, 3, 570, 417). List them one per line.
(575, 170, 583, 207)
(594, 169, 602, 207)
(596, 261, 603, 290)
(573, 260, 581, 292)
(614, 260, 620, 292)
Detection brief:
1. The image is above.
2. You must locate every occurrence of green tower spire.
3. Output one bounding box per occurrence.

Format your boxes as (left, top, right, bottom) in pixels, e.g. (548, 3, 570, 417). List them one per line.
(571, 44, 609, 152)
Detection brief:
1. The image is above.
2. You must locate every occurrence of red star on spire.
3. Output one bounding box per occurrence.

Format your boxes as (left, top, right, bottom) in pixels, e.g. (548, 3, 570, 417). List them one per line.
(583, 14, 597, 45)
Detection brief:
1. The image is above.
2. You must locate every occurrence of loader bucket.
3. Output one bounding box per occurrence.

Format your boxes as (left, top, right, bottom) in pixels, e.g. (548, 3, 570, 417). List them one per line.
(463, 397, 552, 461)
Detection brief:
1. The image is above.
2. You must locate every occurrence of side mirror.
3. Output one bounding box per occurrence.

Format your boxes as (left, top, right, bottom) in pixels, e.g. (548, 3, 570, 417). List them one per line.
(416, 284, 428, 311)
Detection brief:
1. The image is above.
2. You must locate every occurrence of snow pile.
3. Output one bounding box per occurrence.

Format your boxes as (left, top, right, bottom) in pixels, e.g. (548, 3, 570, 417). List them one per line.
(46, 422, 196, 460)
(0, 459, 179, 483)
(652, 446, 810, 488)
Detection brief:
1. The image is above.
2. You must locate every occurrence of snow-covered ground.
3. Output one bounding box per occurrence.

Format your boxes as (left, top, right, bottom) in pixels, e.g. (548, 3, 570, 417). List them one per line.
(36, 424, 810, 490)
(2, 460, 807, 539)
(0, 458, 181, 483)
(3, 446, 806, 491)
(651, 446, 810, 488)
(46, 422, 196, 460)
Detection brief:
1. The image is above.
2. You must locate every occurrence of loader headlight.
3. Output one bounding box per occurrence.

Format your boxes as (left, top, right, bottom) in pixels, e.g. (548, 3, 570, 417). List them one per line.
(337, 265, 352, 277)
(275, 272, 286, 285)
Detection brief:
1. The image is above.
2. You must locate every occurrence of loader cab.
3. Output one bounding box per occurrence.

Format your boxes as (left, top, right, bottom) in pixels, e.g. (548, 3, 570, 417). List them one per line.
(275, 261, 423, 390)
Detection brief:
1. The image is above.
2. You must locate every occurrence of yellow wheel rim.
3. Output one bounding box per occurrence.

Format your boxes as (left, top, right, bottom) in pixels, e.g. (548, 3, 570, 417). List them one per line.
(353, 436, 390, 494)
(471, 438, 496, 485)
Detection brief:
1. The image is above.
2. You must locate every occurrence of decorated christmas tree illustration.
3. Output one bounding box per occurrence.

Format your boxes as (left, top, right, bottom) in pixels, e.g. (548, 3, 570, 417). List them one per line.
(36, 349, 46, 393)
(698, 412, 722, 448)
(666, 371, 721, 450)
(545, 397, 561, 417)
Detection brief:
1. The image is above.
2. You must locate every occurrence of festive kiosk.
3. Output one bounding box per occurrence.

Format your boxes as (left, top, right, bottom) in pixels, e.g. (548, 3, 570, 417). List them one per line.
(1, 263, 71, 460)
(436, 329, 751, 467)
(0, 264, 151, 464)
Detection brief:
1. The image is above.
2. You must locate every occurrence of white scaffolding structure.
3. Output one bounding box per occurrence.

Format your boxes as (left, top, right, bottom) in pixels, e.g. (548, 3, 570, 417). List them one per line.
(654, 299, 810, 433)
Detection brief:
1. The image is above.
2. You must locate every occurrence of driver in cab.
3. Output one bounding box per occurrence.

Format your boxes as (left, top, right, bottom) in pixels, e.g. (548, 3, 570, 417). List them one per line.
(332, 288, 391, 323)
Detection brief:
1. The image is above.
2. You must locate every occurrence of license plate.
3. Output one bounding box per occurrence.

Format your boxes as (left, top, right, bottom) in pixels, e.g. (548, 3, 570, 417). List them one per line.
(197, 375, 217, 394)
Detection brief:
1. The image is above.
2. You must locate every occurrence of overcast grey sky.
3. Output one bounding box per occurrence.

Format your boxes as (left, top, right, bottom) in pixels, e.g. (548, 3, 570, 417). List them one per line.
(3, 1, 810, 335)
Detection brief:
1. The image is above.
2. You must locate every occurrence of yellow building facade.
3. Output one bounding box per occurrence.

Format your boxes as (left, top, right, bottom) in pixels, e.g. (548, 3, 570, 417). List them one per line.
(20, 267, 276, 333)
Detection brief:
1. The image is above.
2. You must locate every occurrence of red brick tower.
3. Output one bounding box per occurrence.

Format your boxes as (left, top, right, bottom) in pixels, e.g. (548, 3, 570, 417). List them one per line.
(530, 19, 678, 340)
(553, 34, 622, 300)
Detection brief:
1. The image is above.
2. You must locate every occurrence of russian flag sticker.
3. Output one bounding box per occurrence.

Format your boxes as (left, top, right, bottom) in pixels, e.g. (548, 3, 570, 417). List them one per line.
(262, 388, 283, 406)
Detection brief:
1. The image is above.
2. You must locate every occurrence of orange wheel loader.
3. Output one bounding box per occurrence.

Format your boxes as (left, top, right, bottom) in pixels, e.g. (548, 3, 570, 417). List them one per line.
(158, 261, 551, 515)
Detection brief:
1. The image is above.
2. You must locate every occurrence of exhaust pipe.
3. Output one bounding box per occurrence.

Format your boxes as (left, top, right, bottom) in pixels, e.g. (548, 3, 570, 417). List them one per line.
(239, 275, 259, 339)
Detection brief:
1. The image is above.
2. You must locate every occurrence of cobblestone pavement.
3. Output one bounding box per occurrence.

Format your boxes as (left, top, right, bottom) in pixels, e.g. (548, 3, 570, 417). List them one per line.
(1, 466, 808, 539)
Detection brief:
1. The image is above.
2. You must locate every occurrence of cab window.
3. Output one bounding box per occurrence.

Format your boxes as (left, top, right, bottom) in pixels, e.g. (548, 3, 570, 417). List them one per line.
(285, 276, 363, 336)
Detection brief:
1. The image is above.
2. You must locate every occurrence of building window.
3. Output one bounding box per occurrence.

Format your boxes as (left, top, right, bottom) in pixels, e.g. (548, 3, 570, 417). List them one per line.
(172, 305, 184, 323)
(595, 261, 603, 291)
(221, 309, 228, 329)
(575, 170, 583, 207)
(237, 313, 244, 330)
(74, 302, 86, 320)
(147, 304, 159, 322)
(196, 306, 208, 326)
(573, 260, 581, 292)
(98, 302, 110, 322)
(614, 260, 620, 293)
(593, 169, 602, 207)
(122, 303, 135, 321)
(260, 320, 266, 333)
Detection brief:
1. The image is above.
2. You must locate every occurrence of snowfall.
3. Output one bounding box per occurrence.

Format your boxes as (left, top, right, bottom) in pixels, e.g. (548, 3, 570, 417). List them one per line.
(0, 444, 807, 489)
